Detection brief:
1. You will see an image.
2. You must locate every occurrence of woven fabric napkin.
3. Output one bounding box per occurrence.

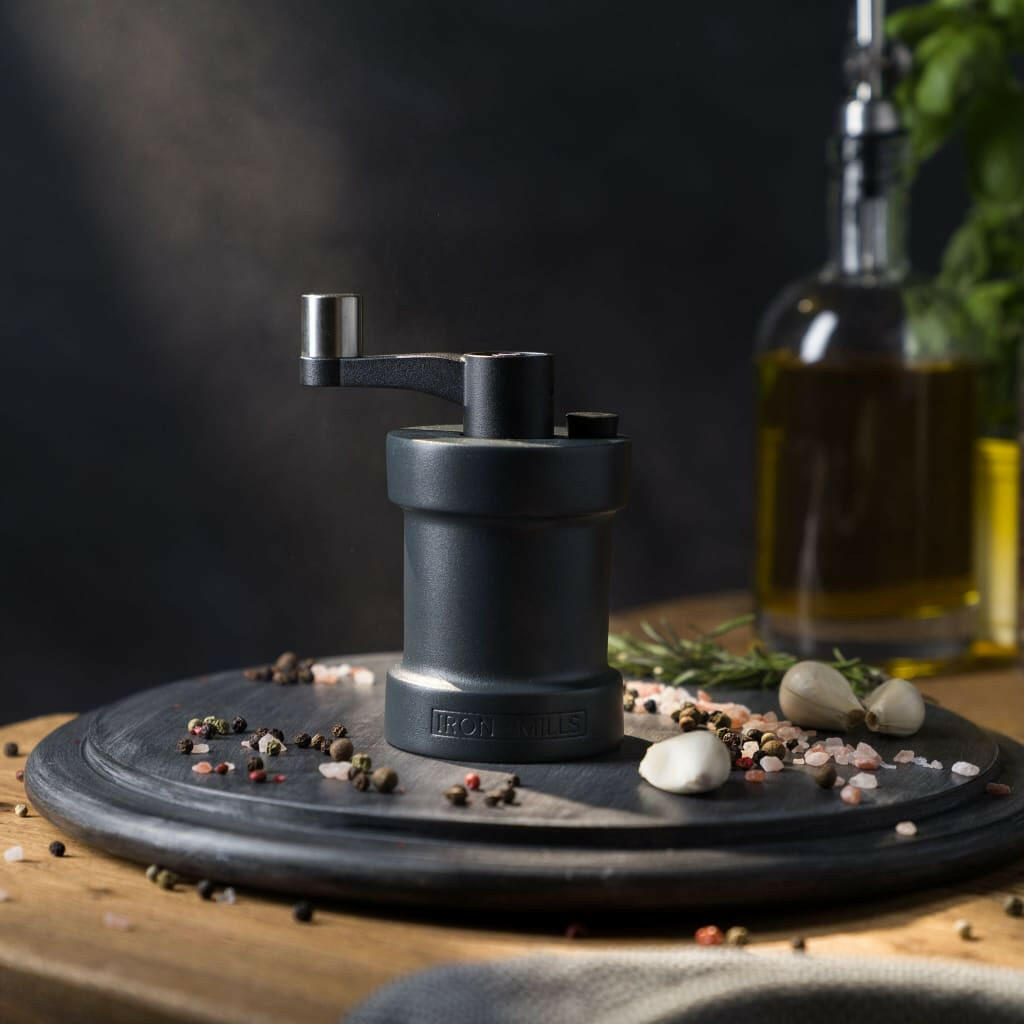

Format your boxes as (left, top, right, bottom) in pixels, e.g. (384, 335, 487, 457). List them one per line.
(347, 948, 1024, 1024)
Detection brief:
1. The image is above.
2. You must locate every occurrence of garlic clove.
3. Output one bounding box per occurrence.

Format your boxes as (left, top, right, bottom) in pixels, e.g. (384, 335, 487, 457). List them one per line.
(863, 677, 925, 737)
(638, 730, 732, 794)
(778, 661, 865, 732)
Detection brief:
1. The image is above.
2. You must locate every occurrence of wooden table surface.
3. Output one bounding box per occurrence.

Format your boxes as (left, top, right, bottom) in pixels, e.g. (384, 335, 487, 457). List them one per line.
(2, 593, 1023, 1024)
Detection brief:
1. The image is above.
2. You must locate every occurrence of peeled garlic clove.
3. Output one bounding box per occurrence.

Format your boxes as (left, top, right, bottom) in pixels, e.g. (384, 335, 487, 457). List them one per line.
(864, 677, 925, 737)
(779, 661, 865, 731)
(638, 730, 732, 794)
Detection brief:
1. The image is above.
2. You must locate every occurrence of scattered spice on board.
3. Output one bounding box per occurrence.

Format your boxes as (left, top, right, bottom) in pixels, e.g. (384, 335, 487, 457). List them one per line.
(1004, 895, 1023, 917)
(155, 869, 179, 890)
(329, 738, 354, 762)
(955, 919, 974, 940)
(319, 762, 350, 779)
(839, 785, 862, 805)
(13, 804, 27, 818)
(247, 756, 263, 772)
(791, 936, 807, 953)
(331, 724, 348, 739)
(197, 879, 215, 900)
(14, 770, 24, 782)
(292, 901, 314, 923)
(214, 887, 236, 905)
(694, 925, 724, 946)
(145, 864, 160, 882)
(445, 785, 468, 806)
(351, 753, 372, 773)
(231, 717, 247, 734)
(3, 846, 24, 862)
(273, 774, 286, 783)
(2, 742, 18, 758)
(351, 772, 370, 792)
(49, 840, 65, 857)
(294, 733, 312, 749)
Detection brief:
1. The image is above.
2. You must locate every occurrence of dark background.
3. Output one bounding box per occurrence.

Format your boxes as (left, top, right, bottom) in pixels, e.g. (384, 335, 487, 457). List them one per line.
(0, 0, 962, 723)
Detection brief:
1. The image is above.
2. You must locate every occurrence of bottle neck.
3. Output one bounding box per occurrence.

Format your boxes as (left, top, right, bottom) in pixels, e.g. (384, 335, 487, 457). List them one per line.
(825, 136, 908, 281)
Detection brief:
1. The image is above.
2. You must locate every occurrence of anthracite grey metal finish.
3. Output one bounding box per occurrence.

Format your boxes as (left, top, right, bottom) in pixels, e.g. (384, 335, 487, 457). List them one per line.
(299, 294, 630, 761)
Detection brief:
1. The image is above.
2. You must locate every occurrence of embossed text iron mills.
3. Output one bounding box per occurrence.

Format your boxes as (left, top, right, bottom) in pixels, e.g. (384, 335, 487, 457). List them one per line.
(301, 294, 630, 762)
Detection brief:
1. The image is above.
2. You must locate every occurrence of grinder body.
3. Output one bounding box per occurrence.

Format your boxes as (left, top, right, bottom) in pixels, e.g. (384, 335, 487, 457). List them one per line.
(300, 293, 630, 763)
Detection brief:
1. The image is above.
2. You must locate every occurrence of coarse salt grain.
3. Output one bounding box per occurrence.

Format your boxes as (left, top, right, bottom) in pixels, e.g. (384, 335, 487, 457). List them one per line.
(318, 762, 350, 780)
(742, 741, 760, 758)
(805, 751, 831, 767)
(952, 761, 980, 777)
(352, 667, 375, 685)
(311, 662, 351, 684)
(840, 785, 861, 805)
(190, 743, 210, 754)
(191, 761, 213, 774)
(102, 912, 133, 931)
(855, 742, 880, 760)
(215, 887, 236, 905)
(854, 757, 880, 772)
(3, 847, 23, 863)
(824, 737, 844, 748)
(760, 756, 784, 773)
(848, 772, 878, 790)
(792, 758, 805, 765)
(0, 889, 9, 902)
(744, 769, 766, 783)
(895, 821, 917, 837)
(894, 750, 915, 763)
(930, 760, 943, 770)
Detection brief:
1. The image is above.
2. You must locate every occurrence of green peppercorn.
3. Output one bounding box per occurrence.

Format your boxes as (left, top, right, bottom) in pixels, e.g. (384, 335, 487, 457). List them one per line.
(761, 740, 787, 759)
(351, 771, 370, 792)
(247, 755, 264, 772)
(670, 708, 682, 722)
(444, 784, 468, 806)
(197, 879, 215, 900)
(372, 767, 399, 793)
(679, 716, 697, 732)
(331, 724, 348, 739)
(760, 732, 778, 746)
(264, 738, 283, 757)
(155, 869, 179, 891)
(177, 738, 194, 754)
(294, 733, 312, 749)
(351, 753, 372, 773)
(231, 716, 247, 734)
(146, 864, 161, 883)
(814, 763, 837, 789)
(623, 694, 636, 712)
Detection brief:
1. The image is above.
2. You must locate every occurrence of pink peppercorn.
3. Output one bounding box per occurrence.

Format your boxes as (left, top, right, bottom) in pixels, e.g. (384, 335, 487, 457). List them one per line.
(14, 770, 24, 782)
(249, 769, 267, 783)
(735, 757, 754, 771)
(273, 774, 286, 783)
(695, 925, 725, 946)
(465, 772, 481, 791)
(215, 763, 229, 775)
(986, 782, 1012, 796)
(744, 769, 765, 783)
(565, 922, 588, 939)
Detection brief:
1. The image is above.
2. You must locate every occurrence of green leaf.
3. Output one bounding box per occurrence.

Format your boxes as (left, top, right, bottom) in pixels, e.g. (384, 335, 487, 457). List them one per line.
(915, 25, 1004, 117)
(887, 5, 956, 43)
(966, 88, 1024, 202)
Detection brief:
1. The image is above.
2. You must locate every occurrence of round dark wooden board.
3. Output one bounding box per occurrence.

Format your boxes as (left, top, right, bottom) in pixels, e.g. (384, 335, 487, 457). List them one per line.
(26, 653, 1024, 909)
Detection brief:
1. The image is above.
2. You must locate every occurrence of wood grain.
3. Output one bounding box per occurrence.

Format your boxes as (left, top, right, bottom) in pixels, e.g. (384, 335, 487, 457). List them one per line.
(1, 595, 1023, 1024)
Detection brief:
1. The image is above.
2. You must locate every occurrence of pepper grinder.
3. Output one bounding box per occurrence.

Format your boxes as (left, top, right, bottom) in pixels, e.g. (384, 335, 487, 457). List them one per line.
(301, 294, 630, 762)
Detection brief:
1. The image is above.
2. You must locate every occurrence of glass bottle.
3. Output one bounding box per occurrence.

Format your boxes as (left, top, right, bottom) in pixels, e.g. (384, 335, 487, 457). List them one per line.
(752, 23, 1019, 674)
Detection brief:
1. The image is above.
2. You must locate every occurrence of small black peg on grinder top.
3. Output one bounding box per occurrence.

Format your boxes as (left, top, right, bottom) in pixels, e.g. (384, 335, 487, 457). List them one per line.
(299, 293, 630, 762)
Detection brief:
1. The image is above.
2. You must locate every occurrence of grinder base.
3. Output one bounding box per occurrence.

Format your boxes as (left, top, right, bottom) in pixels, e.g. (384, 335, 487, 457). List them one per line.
(384, 664, 624, 762)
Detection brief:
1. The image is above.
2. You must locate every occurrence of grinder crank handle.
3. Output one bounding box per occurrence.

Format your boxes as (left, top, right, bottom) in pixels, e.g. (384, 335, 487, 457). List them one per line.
(299, 293, 553, 440)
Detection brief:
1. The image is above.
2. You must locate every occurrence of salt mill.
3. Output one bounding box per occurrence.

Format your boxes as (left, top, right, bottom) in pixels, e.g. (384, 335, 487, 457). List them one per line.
(301, 293, 630, 762)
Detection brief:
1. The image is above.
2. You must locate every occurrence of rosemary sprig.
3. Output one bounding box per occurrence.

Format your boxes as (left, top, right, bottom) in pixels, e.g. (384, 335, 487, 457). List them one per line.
(608, 614, 886, 696)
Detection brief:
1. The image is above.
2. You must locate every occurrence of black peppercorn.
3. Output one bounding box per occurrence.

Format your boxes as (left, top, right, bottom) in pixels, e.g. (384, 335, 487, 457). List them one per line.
(483, 790, 503, 807)
(231, 716, 247, 734)
(270, 728, 284, 742)
(197, 879, 215, 900)
(49, 840, 65, 857)
(274, 651, 298, 671)
(331, 723, 348, 739)
(177, 738, 194, 754)
(197, 723, 215, 740)
(744, 728, 763, 743)
(244, 666, 272, 681)
(628, 688, 639, 698)
(500, 784, 516, 804)
(751, 750, 765, 765)
(643, 698, 658, 714)
(791, 936, 807, 953)
(786, 738, 799, 750)
(444, 784, 468, 806)
(297, 668, 314, 684)
(347, 764, 364, 780)
(292, 900, 314, 923)
(679, 716, 697, 732)
(351, 771, 370, 792)
(506, 774, 520, 788)
(2, 741, 18, 758)
(294, 733, 312, 749)
(255, 727, 270, 738)
(247, 755, 264, 772)
(311, 733, 327, 752)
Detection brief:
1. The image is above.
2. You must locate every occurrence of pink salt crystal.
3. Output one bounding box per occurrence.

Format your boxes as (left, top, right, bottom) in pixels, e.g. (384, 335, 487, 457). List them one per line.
(777, 726, 801, 741)
(744, 769, 766, 783)
(929, 760, 943, 770)
(854, 757, 880, 772)
(191, 761, 213, 775)
(824, 737, 844, 748)
(761, 756, 785, 773)
(834, 751, 853, 766)
(352, 667, 375, 685)
(840, 785, 861, 805)
(742, 741, 760, 758)
(894, 750, 915, 764)
(215, 886, 236, 905)
(190, 743, 210, 754)
(804, 751, 831, 767)
(952, 761, 980, 777)
(793, 758, 805, 765)
(848, 772, 878, 790)
(986, 782, 1012, 796)
(3, 846, 23, 863)
(808, 743, 827, 754)
(895, 820, 917, 837)
(854, 742, 880, 760)
(103, 912, 134, 931)
(240, 740, 253, 750)
(913, 756, 930, 767)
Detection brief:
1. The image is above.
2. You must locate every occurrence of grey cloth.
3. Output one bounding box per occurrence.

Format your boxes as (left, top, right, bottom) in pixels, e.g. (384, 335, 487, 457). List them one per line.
(347, 949, 1024, 1024)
